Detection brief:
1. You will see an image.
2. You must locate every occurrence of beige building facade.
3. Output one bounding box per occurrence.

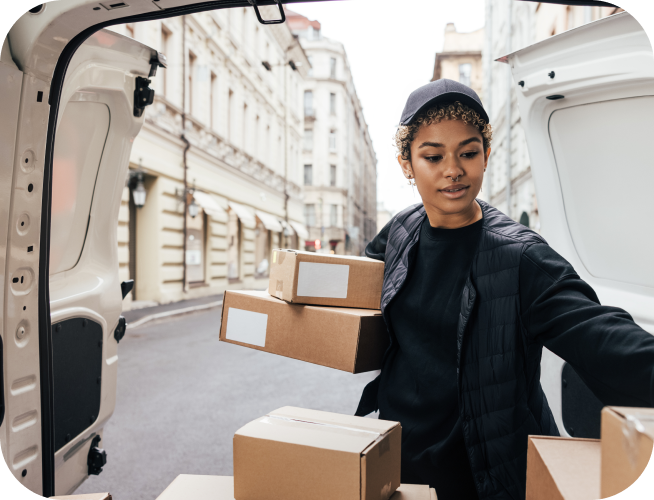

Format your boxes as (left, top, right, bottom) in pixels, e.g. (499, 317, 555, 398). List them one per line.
(432, 23, 484, 101)
(112, 7, 310, 308)
(287, 10, 378, 256)
(482, 1, 623, 228)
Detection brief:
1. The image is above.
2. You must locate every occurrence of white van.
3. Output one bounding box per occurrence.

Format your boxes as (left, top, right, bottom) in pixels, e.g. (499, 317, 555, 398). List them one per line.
(1, 1, 652, 497)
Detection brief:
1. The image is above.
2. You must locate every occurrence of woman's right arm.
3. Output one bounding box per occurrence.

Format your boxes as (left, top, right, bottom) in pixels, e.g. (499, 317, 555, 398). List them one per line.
(365, 218, 394, 262)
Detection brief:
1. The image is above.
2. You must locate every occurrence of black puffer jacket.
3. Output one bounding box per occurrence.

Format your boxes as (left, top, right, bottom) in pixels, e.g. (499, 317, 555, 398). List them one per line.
(356, 200, 654, 500)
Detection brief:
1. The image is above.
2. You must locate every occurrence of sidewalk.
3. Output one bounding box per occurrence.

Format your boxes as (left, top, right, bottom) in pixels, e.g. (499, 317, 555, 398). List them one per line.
(123, 293, 225, 329)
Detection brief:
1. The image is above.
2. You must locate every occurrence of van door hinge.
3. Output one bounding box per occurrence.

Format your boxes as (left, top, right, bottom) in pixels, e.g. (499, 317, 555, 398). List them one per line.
(134, 76, 154, 117)
(247, 0, 286, 25)
(87, 435, 107, 475)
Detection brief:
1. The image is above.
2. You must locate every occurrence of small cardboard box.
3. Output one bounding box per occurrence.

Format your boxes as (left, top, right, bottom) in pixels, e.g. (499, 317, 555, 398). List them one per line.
(601, 406, 654, 498)
(525, 436, 600, 500)
(268, 249, 384, 309)
(234, 406, 402, 500)
(156, 475, 434, 500)
(219, 290, 388, 373)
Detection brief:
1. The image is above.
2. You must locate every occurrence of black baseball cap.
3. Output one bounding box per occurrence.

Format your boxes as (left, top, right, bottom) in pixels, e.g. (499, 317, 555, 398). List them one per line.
(400, 79, 489, 126)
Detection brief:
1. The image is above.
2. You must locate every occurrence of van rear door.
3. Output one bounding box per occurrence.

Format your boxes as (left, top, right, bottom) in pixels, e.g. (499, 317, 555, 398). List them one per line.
(501, 12, 654, 438)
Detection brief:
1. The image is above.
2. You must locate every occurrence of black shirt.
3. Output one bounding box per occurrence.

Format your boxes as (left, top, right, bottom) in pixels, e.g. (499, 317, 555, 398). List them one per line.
(376, 214, 654, 500)
(379, 216, 481, 500)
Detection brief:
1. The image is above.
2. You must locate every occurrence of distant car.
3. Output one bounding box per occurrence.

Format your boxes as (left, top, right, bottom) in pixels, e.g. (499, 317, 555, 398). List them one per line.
(0, 1, 651, 498)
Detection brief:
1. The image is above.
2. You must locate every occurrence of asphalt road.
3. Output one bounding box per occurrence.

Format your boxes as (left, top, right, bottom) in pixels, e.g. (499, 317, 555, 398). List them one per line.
(76, 306, 379, 499)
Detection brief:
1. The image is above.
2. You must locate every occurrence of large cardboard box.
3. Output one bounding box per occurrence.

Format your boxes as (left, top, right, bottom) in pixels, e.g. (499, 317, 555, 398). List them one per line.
(156, 475, 435, 500)
(233, 406, 402, 500)
(526, 436, 600, 500)
(601, 406, 654, 498)
(268, 249, 384, 309)
(219, 290, 389, 373)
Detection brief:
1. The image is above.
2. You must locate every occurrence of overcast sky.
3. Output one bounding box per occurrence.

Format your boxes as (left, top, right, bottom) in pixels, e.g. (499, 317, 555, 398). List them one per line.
(292, 0, 486, 216)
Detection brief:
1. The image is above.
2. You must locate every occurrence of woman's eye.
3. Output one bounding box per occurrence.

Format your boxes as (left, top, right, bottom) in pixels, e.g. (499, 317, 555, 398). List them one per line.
(462, 151, 479, 159)
(426, 155, 442, 163)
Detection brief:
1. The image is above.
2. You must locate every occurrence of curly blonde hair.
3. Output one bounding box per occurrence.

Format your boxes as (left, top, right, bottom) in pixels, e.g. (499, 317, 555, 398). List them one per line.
(394, 101, 492, 161)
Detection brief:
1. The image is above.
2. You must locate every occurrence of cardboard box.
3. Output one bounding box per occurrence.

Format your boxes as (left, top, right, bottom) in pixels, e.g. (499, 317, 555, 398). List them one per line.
(268, 249, 384, 309)
(219, 290, 388, 373)
(526, 436, 600, 500)
(51, 495, 111, 500)
(156, 475, 434, 500)
(234, 406, 402, 500)
(601, 406, 654, 498)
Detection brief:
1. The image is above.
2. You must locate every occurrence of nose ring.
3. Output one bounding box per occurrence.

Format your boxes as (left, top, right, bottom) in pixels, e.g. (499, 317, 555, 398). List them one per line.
(449, 175, 461, 182)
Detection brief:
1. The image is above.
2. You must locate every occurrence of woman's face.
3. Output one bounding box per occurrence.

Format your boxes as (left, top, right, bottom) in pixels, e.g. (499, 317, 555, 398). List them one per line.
(399, 119, 490, 220)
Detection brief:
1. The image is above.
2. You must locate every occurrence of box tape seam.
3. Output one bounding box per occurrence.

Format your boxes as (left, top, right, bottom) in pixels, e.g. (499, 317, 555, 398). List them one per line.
(263, 414, 383, 439)
(622, 414, 654, 468)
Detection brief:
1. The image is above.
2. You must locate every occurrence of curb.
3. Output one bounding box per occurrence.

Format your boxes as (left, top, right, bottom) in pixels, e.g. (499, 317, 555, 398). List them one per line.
(126, 300, 223, 330)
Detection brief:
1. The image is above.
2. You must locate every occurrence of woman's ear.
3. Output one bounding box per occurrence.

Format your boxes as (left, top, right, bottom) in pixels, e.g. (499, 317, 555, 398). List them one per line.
(484, 147, 491, 169)
(398, 154, 414, 179)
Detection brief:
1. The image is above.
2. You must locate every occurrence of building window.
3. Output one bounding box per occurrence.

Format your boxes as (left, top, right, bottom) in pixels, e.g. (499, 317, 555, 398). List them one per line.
(161, 25, 172, 97)
(227, 209, 241, 281)
(210, 71, 217, 130)
(459, 63, 472, 87)
(330, 93, 337, 115)
(330, 205, 338, 227)
(186, 210, 206, 284)
(330, 57, 337, 79)
(329, 130, 337, 151)
(304, 164, 313, 186)
(303, 129, 314, 151)
(304, 90, 314, 117)
(330, 164, 336, 186)
(254, 220, 271, 278)
(304, 204, 316, 227)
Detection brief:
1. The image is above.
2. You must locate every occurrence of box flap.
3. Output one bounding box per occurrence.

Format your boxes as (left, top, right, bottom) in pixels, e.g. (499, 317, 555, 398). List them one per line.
(156, 475, 234, 500)
(271, 406, 399, 435)
(528, 436, 600, 500)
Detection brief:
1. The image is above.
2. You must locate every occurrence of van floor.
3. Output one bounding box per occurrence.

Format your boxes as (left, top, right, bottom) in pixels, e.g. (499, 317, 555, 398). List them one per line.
(75, 306, 379, 499)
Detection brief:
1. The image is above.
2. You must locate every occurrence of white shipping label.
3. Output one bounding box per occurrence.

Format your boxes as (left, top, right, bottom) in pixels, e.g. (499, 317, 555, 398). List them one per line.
(296, 262, 350, 298)
(225, 308, 268, 347)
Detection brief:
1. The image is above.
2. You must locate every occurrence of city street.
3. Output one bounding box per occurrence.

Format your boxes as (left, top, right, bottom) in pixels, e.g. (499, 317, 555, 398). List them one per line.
(76, 306, 379, 499)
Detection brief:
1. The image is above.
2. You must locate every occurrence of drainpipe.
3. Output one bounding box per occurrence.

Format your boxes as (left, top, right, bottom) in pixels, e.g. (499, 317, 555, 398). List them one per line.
(504, 0, 513, 219)
(181, 15, 190, 293)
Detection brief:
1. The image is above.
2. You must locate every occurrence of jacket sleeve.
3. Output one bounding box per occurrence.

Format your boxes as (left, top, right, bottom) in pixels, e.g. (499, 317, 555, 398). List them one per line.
(520, 243, 654, 407)
(365, 217, 393, 262)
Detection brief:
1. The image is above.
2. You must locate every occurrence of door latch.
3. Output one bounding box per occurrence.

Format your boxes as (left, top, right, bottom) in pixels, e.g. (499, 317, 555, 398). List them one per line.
(87, 435, 107, 475)
(134, 76, 155, 117)
(247, 0, 285, 25)
(114, 316, 126, 344)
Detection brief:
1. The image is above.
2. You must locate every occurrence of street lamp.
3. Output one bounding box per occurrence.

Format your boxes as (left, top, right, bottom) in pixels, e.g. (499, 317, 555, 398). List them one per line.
(188, 197, 199, 218)
(128, 168, 147, 208)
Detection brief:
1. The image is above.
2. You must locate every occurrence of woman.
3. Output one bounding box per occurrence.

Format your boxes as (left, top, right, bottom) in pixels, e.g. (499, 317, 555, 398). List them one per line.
(355, 79, 654, 500)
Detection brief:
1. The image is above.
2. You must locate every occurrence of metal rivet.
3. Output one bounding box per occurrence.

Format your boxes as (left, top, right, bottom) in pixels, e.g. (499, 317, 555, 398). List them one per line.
(518, 81, 524, 87)
(16, 326, 26, 340)
(21, 470, 27, 478)
(548, 71, 555, 79)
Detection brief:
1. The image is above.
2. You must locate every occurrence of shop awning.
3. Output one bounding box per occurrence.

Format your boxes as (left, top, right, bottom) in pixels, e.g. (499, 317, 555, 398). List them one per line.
(192, 191, 226, 219)
(289, 220, 309, 241)
(228, 201, 256, 229)
(255, 210, 284, 233)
